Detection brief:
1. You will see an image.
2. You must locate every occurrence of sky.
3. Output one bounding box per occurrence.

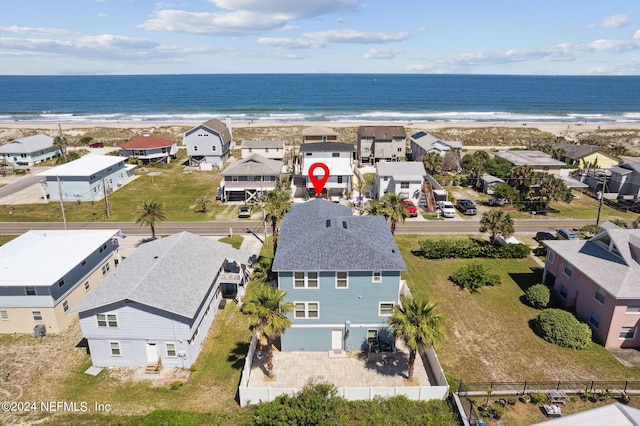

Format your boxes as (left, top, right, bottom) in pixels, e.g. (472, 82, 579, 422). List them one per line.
(2, 0, 640, 75)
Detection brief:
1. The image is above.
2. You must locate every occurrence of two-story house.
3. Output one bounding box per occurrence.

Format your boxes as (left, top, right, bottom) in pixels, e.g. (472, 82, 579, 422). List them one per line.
(0, 134, 60, 166)
(38, 154, 137, 202)
(543, 222, 640, 349)
(72, 232, 250, 369)
(298, 142, 356, 199)
(357, 125, 406, 164)
(0, 229, 121, 334)
(241, 140, 286, 160)
(119, 131, 178, 164)
(183, 118, 233, 167)
(608, 162, 640, 200)
(272, 199, 407, 352)
(220, 153, 283, 202)
(409, 131, 462, 161)
(492, 150, 565, 175)
(301, 126, 338, 144)
(552, 143, 619, 169)
(374, 161, 427, 202)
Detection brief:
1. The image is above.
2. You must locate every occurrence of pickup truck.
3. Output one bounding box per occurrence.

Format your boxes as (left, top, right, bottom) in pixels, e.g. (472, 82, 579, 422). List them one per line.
(438, 201, 456, 218)
(456, 199, 477, 215)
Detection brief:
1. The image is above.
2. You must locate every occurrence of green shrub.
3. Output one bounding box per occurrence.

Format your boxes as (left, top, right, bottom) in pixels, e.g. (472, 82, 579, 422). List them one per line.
(450, 263, 501, 292)
(526, 284, 551, 309)
(170, 381, 184, 390)
(417, 238, 530, 260)
(530, 392, 547, 404)
(535, 309, 592, 349)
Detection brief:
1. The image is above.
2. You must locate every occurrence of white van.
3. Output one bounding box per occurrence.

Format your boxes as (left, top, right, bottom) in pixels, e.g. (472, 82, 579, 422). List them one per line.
(438, 201, 456, 218)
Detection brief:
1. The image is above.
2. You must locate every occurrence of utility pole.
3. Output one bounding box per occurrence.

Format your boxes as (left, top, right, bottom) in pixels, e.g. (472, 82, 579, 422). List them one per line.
(56, 176, 67, 229)
(596, 175, 606, 225)
(102, 178, 110, 218)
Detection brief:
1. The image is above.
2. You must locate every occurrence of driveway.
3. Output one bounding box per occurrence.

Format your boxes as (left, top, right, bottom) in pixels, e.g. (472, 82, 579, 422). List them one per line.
(0, 169, 51, 204)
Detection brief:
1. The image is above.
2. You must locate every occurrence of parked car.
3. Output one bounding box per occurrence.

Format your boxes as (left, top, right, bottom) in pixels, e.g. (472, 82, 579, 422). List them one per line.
(456, 199, 477, 215)
(556, 228, 579, 240)
(438, 201, 456, 218)
(488, 198, 509, 206)
(89, 142, 104, 148)
(535, 231, 556, 242)
(238, 206, 251, 218)
(403, 199, 418, 217)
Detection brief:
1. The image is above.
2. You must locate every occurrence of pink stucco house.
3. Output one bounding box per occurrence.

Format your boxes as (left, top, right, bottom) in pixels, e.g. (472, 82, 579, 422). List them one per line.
(543, 222, 640, 349)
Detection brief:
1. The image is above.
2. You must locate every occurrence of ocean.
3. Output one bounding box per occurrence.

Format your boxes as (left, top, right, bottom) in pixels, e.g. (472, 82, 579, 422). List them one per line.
(1, 74, 639, 124)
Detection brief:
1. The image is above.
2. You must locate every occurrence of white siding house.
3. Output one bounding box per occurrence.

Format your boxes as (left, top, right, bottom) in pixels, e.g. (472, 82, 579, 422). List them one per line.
(72, 232, 250, 369)
(409, 131, 462, 161)
(374, 161, 427, 202)
(298, 142, 356, 199)
(220, 154, 283, 202)
(183, 118, 233, 167)
(38, 155, 136, 202)
(241, 140, 286, 160)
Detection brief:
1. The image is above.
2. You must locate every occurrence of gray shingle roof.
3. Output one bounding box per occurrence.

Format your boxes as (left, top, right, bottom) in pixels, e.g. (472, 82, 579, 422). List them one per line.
(358, 125, 406, 140)
(0, 134, 54, 154)
(545, 222, 640, 298)
(272, 199, 407, 272)
(299, 142, 355, 153)
(552, 143, 601, 161)
(184, 118, 232, 142)
(221, 153, 283, 176)
(71, 232, 250, 318)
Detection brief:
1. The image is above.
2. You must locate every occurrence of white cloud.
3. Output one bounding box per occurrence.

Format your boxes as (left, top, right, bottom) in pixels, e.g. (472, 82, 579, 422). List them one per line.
(588, 14, 631, 29)
(0, 25, 70, 35)
(97, 13, 107, 17)
(363, 47, 403, 59)
(140, 0, 360, 35)
(303, 29, 409, 44)
(258, 37, 323, 49)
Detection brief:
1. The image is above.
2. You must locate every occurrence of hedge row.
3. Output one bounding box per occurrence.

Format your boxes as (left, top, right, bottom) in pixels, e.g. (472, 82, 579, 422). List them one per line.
(417, 238, 531, 259)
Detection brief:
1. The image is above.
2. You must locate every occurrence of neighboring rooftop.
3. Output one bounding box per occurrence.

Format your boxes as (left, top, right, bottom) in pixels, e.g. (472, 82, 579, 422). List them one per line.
(376, 161, 427, 180)
(358, 125, 406, 140)
(241, 140, 286, 149)
(119, 133, 175, 149)
(221, 153, 282, 176)
(552, 142, 601, 161)
(299, 142, 355, 153)
(545, 222, 640, 298)
(273, 198, 407, 272)
(410, 131, 463, 149)
(481, 173, 505, 184)
(0, 134, 55, 154)
(0, 230, 118, 287)
(38, 154, 130, 177)
(72, 232, 250, 319)
(493, 150, 565, 167)
(532, 402, 640, 426)
(184, 118, 232, 141)
(302, 126, 338, 136)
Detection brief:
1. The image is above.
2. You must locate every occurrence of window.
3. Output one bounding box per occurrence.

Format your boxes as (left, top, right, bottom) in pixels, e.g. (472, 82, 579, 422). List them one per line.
(99, 243, 107, 253)
(102, 263, 110, 275)
(620, 327, 637, 340)
(97, 314, 118, 327)
(372, 271, 382, 283)
(588, 312, 600, 329)
(594, 287, 606, 304)
(397, 147, 403, 152)
(400, 181, 410, 189)
(0, 310, 8, 320)
(379, 303, 394, 316)
(294, 302, 319, 319)
(231, 176, 238, 182)
(32, 311, 43, 321)
(367, 329, 378, 339)
(62, 301, 69, 312)
(193, 146, 198, 152)
(627, 301, 640, 314)
(293, 272, 318, 288)
(25, 287, 36, 296)
(547, 251, 555, 264)
(383, 176, 388, 181)
(58, 279, 65, 287)
(248, 176, 255, 181)
(265, 148, 269, 153)
(166, 343, 177, 357)
(191, 326, 200, 344)
(336, 272, 348, 288)
(84, 281, 90, 291)
(109, 341, 121, 356)
(563, 263, 573, 278)
(332, 153, 340, 157)
(248, 148, 252, 153)
(559, 285, 568, 300)
(212, 146, 216, 151)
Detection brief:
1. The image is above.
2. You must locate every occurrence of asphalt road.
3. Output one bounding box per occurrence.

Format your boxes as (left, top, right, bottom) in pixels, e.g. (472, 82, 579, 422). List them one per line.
(0, 173, 48, 198)
(0, 219, 596, 236)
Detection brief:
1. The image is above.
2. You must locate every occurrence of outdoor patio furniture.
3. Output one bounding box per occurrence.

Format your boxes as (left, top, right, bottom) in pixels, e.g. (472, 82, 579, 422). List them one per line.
(547, 390, 569, 404)
(542, 404, 562, 417)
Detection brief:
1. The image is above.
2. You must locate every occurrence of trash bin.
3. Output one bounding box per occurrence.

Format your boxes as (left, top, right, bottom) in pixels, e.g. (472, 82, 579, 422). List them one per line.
(34, 324, 46, 338)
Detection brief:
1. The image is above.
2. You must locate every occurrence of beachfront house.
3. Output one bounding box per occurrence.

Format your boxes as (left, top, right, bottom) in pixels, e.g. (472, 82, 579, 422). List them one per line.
(301, 126, 339, 144)
(357, 125, 406, 164)
(272, 199, 407, 352)
(71, 232, 250, 369)
(374, 161, 427, 202)
(119, 131, 178, 164)
(608, 162, 640, 199)
(0, 230, 121, 334)
(409, 131, 462, 161)
(38, 154, 136, 202)
(297, 142, 356, 200)
(543, 222, 640, 349)
(220, 153, 283, 202)
(492, 150, 565, 175)
(183, 118, 233, 167)
(0, 134, 60, 166)
(241, 140, 286, 160)
(552, 143, 619, 169)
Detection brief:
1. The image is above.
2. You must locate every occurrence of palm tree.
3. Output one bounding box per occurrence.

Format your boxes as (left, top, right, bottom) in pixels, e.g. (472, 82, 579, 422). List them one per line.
(479, 209, 514, 243)
(194, 196, 211, 213)
(380, 192, 409, 235)
(388, 296, 445, 383)
(422, 152, 444, 175)
(509, 165, 536, 198)
(135, 199, 167, 239)
(261, 186, 292, 250)
(365, 200, 387, 218)
(243, 284, 294, 378)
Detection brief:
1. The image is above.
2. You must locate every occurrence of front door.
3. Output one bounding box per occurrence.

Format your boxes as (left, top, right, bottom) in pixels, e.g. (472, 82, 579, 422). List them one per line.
(331, 329, 343, 351)
(145, 343, 158, 364)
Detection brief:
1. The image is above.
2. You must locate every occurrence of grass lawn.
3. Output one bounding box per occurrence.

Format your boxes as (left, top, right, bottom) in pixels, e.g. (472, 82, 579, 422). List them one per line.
(395, 234, 640, 384)
(219, 235, 244, 249)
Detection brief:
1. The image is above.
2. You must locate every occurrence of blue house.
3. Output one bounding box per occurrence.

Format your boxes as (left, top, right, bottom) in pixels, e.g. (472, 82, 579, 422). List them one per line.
(72, 232, 250, 369)
(183, 118, 233, 167)
(272, 199, 407, 352)
(0, 134, 60, 166)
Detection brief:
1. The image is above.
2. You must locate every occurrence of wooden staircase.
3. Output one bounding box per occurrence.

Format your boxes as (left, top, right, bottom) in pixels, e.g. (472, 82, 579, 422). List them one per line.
(421, 181, 437, 213)
(145, 356, 162, 374)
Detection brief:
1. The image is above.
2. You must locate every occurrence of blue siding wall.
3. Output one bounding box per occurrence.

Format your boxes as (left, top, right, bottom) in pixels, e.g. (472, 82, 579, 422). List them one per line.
(47, 161, 131, 202)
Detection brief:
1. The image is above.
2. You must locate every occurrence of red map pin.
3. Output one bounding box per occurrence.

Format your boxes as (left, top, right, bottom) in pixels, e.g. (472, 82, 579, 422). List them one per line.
(308, 162, 330, 197)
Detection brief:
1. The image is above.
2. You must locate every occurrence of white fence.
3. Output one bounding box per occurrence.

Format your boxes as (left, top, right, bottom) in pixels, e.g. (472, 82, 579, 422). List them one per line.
(238, 335, 449, 407)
